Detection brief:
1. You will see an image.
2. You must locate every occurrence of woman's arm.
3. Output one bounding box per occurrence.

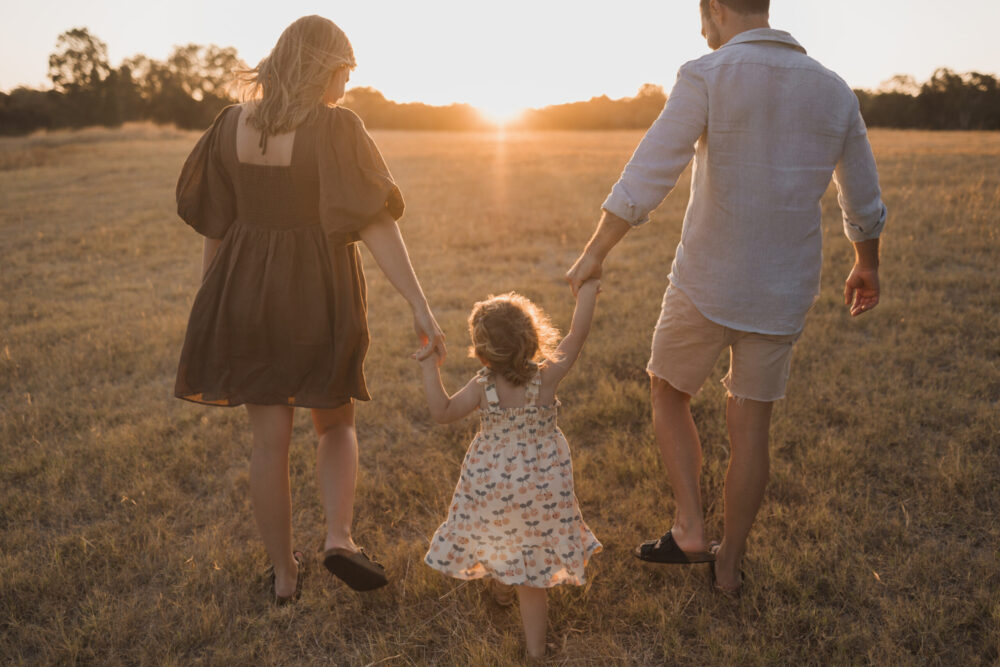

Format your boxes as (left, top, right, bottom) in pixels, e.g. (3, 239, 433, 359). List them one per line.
(417, 356, 481, 423)
(546, 279, 600, 385)
(358, 211, 446, 361)
(202, 237, 222, 280)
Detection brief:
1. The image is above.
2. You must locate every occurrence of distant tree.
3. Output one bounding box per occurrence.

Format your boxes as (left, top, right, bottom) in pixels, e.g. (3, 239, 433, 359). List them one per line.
(47, 27, 113, 126)
(48, 27, 110, 94)
(165, 44, 241, 102)
(341, 87, 491, 131)
(0, 88, 55, 135)
(123, 45, 242, 129)
(856, 68, 1000, 130)
(512, 85, 666, 130)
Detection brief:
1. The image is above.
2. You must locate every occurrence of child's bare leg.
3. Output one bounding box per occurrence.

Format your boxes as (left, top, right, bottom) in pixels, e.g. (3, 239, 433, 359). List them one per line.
(515, 585, 548, 659)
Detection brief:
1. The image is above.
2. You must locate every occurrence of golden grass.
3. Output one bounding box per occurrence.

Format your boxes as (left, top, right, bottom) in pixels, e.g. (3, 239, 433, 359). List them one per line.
(1, 126, 998, 665)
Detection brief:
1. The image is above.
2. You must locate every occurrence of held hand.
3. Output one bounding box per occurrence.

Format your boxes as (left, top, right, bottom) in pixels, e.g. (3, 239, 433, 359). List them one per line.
(577, 278, 601, 297)
(411, 341, 439, 366)
(844, 264, 880, 317)
(413, 306, 446, 364)
(565, 252, 603, 296)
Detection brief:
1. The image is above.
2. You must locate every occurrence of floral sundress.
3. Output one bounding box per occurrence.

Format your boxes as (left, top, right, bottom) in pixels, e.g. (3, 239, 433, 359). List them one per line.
(424, 368, 601, 587)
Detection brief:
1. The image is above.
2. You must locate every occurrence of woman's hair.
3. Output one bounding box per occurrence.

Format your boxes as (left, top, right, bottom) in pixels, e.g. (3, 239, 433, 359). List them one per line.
(468, 293, 561, 386)
(235, 15, 356, 146)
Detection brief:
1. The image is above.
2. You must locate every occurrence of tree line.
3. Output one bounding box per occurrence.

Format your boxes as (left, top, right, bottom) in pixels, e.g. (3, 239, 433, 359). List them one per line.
(1, 27, 998, 136)
(855, 71, 1000, 130)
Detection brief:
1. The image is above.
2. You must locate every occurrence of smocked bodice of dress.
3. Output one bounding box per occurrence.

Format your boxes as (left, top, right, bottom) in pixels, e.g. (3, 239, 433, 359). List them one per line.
(476, 367, 559, 437)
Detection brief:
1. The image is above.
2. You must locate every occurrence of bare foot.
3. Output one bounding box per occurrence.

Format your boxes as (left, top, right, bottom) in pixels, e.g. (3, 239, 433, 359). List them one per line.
(709, 542, 742, 593)
(272, 552, 302, 601)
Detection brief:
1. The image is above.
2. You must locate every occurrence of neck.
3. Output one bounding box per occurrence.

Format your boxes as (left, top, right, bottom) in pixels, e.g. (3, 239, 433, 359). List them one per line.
(720, 15, 770, 45)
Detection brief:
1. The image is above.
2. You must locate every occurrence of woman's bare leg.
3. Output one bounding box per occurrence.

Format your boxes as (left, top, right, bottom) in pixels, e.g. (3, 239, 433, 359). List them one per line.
(312, 402, 359, 552)
(246, 403, 298, 598)
(515, 586, 548, 659)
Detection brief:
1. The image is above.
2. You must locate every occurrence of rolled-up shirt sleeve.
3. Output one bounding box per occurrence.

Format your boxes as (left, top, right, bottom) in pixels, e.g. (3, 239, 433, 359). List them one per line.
(834, 107, 887, 242)
(602, 61, 708, 226)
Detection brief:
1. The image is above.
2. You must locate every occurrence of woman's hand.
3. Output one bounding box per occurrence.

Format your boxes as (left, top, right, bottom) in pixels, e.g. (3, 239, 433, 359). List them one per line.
(413, 305, 446, 364)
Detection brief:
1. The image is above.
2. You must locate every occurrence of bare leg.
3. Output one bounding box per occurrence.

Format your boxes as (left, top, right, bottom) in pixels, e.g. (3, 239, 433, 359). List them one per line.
(715, 395, 773, 590)
(312, 403, 359, 553)
(515, 586, 548, 659)
(246, 403, 299, 598)
(650, 375, 707, 553)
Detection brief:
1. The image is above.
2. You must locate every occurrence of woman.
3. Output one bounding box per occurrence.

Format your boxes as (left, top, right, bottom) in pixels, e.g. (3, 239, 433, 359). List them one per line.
(174, 15, 444, 602)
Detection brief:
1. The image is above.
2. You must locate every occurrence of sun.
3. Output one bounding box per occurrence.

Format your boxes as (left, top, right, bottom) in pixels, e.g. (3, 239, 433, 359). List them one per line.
(475, 99, 527, 127)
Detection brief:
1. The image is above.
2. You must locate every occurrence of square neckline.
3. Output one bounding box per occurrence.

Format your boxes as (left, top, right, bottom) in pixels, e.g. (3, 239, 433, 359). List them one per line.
(233, 104, 301, 169)
(477, 367, 558, 413)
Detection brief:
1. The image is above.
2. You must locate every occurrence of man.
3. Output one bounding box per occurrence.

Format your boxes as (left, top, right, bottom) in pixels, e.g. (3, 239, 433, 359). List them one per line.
(566, 0, 885, 594)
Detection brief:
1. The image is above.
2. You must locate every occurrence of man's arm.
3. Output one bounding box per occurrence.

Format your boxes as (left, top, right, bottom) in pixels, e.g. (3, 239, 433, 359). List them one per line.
(834, 105, 887, 317)
(566, 62, 707, 292)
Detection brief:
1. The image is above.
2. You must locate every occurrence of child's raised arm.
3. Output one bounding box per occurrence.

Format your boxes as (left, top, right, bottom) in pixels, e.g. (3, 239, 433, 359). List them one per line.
(546, 279, 600, 385)
(416, 351, 482, 424)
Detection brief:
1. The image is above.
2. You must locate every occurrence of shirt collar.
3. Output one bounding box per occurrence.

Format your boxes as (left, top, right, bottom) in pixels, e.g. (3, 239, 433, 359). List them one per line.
(721, 28, 807, 54)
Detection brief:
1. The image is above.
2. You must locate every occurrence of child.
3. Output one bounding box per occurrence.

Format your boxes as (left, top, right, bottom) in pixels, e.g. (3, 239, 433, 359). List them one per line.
(415, 281, 602, 660)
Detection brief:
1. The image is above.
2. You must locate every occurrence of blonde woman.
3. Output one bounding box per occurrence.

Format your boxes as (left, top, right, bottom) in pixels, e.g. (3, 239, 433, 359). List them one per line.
(174, 15, 445, 602)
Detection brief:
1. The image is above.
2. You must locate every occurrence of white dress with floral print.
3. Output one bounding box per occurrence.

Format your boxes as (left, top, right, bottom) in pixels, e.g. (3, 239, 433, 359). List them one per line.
(424, 368, 601, 587)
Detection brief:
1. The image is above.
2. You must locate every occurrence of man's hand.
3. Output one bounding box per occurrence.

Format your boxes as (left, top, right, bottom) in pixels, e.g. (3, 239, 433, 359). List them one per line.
(565, 251, 603, 296)
(566, 211, 632, 295)
(844, 264, 879, 316)
(845, 237, 880, 317)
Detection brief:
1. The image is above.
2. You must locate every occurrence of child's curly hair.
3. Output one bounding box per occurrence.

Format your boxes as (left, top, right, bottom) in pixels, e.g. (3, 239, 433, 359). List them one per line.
(468, 293, 561, 386)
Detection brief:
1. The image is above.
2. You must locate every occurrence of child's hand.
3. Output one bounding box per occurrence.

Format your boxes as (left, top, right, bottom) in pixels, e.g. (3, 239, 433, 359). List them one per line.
(412, 342, 443, 367)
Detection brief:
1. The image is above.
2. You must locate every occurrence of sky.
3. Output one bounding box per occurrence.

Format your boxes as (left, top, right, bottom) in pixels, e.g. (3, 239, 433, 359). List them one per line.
(3, 0, 999, 120)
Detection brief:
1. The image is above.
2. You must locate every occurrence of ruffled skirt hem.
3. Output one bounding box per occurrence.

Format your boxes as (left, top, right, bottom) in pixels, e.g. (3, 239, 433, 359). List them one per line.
(424, 531, 602, 588)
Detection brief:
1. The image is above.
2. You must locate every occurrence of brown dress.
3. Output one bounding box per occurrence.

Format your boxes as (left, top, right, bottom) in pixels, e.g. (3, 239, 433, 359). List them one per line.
(174, 104, 404, 408)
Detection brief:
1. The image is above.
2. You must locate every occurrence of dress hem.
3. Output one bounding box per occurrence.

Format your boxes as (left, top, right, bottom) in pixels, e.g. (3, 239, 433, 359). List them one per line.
(423, 544, 601, 589)
(175, 392, 369, 410)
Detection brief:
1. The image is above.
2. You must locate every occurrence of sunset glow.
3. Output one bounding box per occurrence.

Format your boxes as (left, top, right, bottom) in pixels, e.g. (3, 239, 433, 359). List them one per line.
(2, 0, 999, 110)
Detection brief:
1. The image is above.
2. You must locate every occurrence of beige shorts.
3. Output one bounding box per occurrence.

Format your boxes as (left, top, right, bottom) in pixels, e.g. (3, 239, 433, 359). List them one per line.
(647, 286, 802, 402)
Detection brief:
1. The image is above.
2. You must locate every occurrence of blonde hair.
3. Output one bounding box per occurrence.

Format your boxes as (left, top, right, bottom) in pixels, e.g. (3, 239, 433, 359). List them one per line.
(468, 293, 561, 386)
(235, 15, 356, 150)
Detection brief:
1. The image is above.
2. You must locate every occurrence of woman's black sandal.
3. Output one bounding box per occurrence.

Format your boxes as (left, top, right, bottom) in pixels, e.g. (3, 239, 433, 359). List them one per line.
(322, 546, 388, 591)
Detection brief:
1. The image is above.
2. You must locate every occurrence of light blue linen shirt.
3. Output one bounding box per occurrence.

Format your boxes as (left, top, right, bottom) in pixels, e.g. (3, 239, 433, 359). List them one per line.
(603, 29, 887, 335)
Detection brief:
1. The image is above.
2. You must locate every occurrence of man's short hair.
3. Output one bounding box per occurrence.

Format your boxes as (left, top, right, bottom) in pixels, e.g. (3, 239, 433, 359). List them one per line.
(700, 0, 770, 15)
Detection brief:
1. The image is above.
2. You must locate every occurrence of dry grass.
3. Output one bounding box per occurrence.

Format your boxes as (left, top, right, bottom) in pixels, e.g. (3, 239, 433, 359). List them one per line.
(1, 125, 998, 665)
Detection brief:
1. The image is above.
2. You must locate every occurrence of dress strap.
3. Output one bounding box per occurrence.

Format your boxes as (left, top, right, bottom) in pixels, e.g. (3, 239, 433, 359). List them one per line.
(524, 367, 541, 407)
(476, 367, 501, 411)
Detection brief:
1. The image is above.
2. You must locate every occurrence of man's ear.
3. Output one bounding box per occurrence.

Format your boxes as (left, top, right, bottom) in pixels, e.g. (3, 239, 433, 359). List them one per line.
(709, 0, 726, 23)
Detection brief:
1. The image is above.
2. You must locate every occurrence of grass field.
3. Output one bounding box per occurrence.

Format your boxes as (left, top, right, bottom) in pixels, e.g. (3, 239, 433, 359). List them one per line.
(1, 122, 998, 665)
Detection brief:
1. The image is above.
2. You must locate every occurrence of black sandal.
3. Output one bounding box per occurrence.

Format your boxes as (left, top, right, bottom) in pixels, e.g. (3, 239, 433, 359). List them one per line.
(633, 530, 715, 564)
(322, 546, 388, 591)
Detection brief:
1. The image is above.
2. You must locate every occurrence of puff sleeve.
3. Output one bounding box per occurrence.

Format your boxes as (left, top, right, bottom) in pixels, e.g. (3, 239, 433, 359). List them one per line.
(317, 108, 404, 241)
(175, 106, 237, 239)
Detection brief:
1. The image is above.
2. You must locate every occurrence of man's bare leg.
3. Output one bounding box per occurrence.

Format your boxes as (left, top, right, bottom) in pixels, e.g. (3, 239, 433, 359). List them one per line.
(651, 375, 708, 554)
(714, 395, 773, 590)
